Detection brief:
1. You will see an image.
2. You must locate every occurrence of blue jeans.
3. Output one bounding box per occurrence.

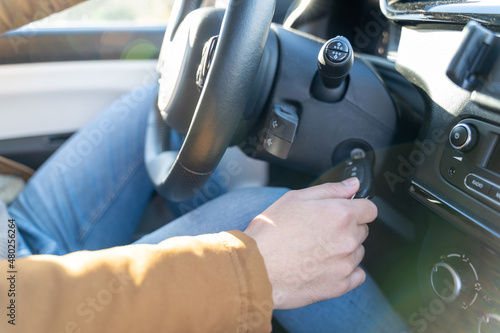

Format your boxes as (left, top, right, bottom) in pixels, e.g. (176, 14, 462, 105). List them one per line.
(8, 86, 408, 332)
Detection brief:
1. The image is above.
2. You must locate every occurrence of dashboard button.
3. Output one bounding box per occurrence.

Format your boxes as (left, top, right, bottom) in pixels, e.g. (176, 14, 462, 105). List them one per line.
(344, 165, 365, 183)
(269, 106, 299, 142)
(488, 185, 500, 204)
(327, 40, 349, 53)
(449, 123, 477, 151)
(263, 132, 292, 160)
(450, 126, 468, 147)
(326, 49, 348, 63)
(465, 174, 491, 195)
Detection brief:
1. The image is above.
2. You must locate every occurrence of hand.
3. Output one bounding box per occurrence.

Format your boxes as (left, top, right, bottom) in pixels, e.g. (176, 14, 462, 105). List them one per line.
(244, 178, 377, 310)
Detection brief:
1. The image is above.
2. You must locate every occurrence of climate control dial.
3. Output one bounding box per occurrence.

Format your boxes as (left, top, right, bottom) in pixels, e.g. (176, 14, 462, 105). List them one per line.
(478, 313, 500, 333)
(431, 262, 462, 302)
(430, 253, 481, 310)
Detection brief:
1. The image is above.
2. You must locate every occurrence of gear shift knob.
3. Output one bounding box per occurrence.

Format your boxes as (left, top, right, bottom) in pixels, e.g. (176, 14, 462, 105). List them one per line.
(317, 36, 354, 89)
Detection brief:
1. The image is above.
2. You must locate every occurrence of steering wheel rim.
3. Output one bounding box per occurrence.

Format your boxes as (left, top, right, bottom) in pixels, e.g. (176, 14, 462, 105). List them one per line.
(146, 0, 276, 202)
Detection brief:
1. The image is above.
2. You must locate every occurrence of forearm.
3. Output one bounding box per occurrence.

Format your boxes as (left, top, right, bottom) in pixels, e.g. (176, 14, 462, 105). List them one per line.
(0, 231, 273, 333)
(0, 0, 86, 35)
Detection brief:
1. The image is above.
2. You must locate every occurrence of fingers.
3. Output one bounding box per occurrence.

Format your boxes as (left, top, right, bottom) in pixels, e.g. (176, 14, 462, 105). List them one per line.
(354, 199, 378, 224)
(292, 181, 377, 224)
(348, 266, 367, 291)
(356, 224, 370, 245)
(295, 178, 360, 201)
(327, 198, 378, 225)
(352, 245, 365, 266)
(327, 262, 366, 299)
(322, 247, 366, 300)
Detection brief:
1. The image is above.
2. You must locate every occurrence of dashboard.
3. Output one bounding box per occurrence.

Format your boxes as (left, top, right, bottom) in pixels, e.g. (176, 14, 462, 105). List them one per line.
(384, 1, 500, 331)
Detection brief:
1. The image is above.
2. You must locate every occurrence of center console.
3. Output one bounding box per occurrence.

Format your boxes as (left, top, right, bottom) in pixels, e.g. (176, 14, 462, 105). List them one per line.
(409, 112, 500, 333)
(395, 20, 500, 333)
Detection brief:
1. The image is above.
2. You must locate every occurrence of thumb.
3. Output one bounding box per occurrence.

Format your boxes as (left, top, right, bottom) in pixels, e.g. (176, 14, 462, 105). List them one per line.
(297, 178, 360, 200)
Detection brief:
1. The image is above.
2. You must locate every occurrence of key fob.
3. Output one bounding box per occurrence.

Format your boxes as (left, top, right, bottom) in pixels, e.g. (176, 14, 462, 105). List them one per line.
(341, 157, 375, 199)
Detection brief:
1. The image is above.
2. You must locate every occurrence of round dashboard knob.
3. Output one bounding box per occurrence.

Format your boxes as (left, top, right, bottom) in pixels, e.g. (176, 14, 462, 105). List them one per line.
(431, 262, 462, 303)
(478, 313, 500, 333)
(449, 123, 477, 152)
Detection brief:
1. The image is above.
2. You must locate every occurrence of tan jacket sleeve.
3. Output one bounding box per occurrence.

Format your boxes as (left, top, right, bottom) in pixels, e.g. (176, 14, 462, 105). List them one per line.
(0, 0, 86, 35)
(0, 231, 274, 333)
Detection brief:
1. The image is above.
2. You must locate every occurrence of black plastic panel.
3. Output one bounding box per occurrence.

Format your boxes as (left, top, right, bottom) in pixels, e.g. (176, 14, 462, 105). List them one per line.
(396, 22, 500, 330)
(440, 118, 500, 212)
(244, 25, 398, 176)
(395, 24, 500, 246)
(0, 133, 71, 170)
(409, 198, 500, 332)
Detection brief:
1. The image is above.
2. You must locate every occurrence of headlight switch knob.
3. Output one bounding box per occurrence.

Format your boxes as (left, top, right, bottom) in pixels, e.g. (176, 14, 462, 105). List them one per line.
(317, 36, 354, 89)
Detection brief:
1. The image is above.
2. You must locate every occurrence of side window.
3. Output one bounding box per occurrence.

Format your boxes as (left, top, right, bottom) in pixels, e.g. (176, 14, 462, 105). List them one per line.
(40, 0, 174, 27)
(0, 0, 177, 64)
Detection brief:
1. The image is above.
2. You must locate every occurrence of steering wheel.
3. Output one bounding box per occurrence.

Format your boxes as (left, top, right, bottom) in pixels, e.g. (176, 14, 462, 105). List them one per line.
(145, 0, 276, 202)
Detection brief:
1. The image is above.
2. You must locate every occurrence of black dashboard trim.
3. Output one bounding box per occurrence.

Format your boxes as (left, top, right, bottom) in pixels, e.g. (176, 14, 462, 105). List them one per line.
(408, 181, 500, 253)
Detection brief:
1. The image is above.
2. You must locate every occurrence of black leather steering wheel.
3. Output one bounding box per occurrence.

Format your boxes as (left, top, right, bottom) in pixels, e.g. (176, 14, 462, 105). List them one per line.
(145, 0, 276, 202)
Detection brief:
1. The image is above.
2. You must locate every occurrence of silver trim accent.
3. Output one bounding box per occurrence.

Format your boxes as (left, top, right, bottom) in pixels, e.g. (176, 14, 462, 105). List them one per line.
(431, 262, 462, 303)
(449, 123, 472, 150)
(469, 262, 479, 281)
(464, 174, 500, 207)
(469, 292, 478, 307)
(478, 313, 500, 333)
